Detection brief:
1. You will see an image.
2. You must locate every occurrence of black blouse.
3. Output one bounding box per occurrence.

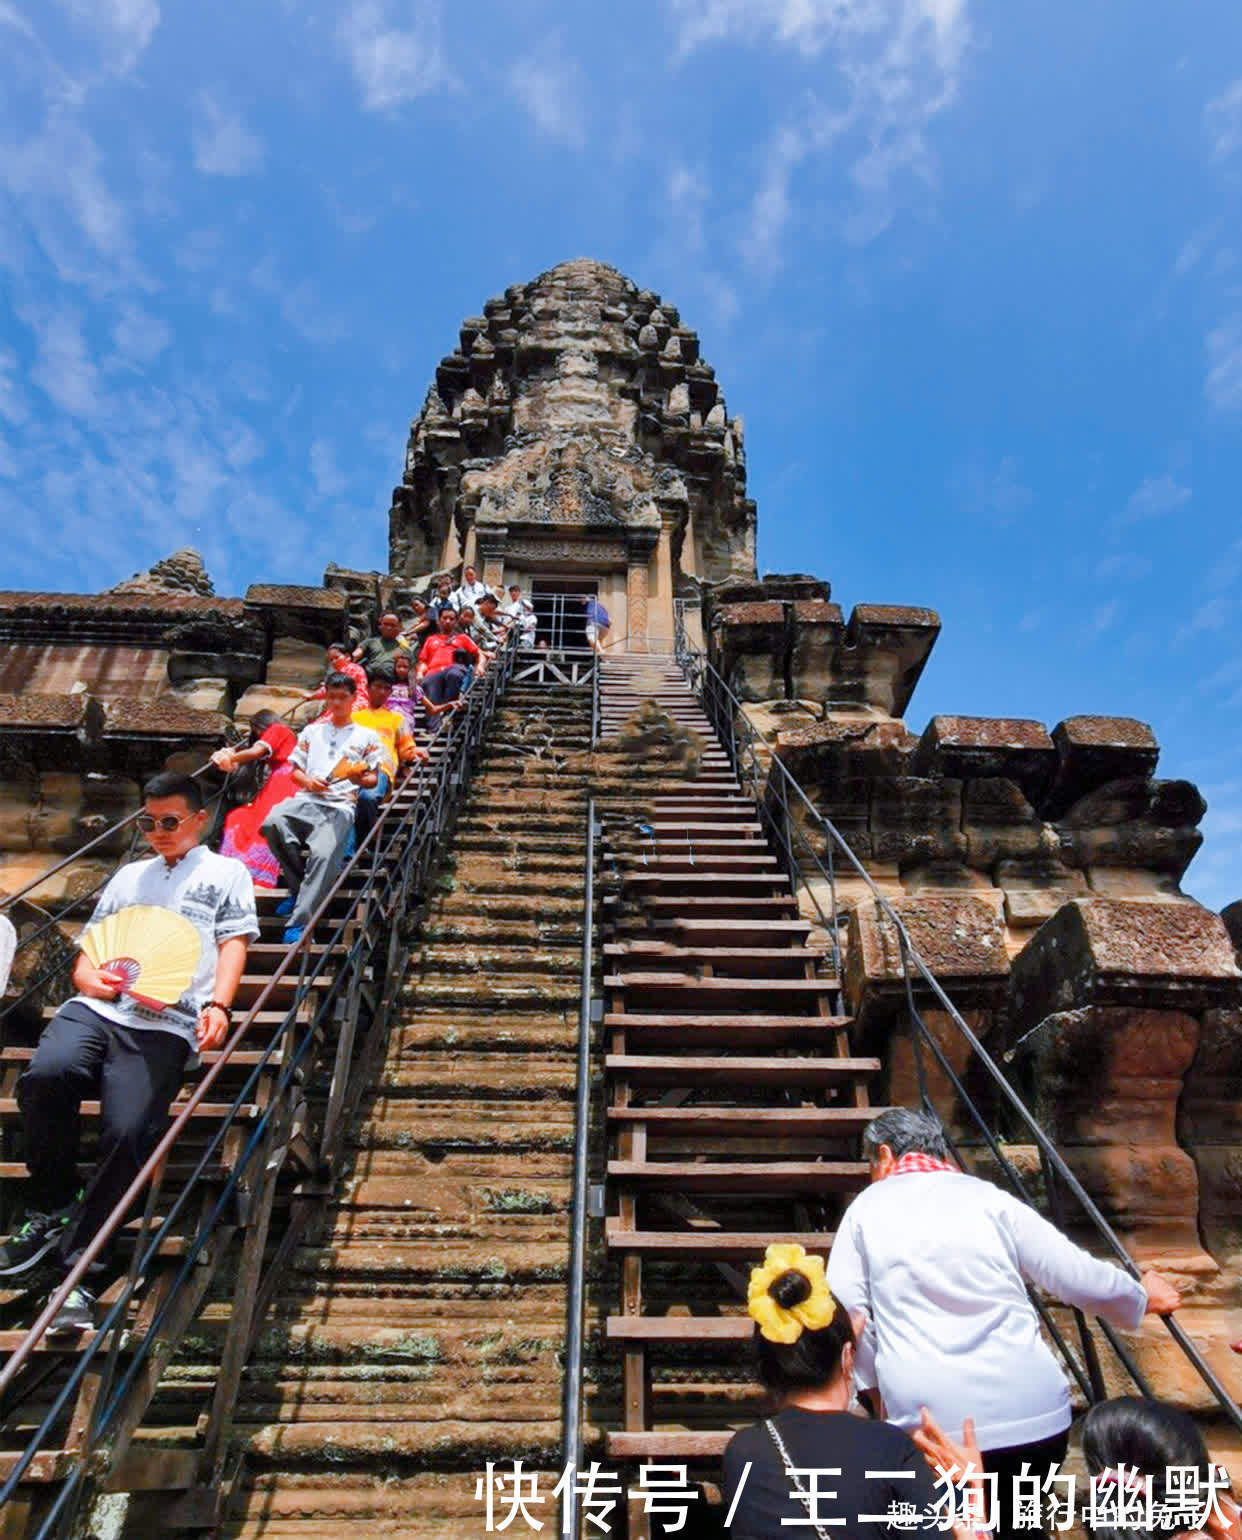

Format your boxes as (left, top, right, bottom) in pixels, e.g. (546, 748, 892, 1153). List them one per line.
(723, 1408, 940, 1538)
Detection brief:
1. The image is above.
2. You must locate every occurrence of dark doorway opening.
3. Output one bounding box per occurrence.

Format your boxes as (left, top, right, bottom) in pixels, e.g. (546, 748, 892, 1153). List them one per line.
(530, 577, 599, 650)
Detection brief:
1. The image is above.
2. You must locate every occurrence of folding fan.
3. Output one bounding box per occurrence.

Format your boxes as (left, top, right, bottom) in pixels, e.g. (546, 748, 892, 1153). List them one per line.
(80, 905, 201, 1012)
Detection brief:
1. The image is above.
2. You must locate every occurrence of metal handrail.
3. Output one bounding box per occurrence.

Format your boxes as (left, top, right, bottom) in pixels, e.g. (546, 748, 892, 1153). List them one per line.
(560, 796, 597, 1535)
(0, 629, 523, 1530)
(671, 613, 1242, 1434)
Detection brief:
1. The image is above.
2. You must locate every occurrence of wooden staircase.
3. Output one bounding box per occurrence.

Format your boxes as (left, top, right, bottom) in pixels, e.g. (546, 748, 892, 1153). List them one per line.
(597, 655, 882, 1479)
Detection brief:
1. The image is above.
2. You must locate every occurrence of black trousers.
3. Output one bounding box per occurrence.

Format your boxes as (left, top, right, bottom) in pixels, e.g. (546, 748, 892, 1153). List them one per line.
(17, 1001, 189, 1271)
(981, 1427, 1070, 1540)
(422, 665, 468, 711)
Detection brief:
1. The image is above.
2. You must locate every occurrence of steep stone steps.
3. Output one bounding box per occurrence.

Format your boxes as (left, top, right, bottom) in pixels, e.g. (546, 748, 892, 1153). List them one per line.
(597, 658, 876, 1476)
(220, 680, 594, 1538)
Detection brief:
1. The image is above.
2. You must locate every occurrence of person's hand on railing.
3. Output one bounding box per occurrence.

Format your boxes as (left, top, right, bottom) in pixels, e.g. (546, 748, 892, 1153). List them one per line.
(1140, 1269, 1182, 1315)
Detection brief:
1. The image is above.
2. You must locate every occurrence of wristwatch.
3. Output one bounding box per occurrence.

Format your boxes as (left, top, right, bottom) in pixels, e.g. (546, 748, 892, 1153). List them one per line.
(207, 1001, 234, 1023)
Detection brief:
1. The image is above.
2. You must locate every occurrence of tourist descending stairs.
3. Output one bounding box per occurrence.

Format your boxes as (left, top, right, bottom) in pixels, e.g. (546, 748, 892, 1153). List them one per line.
(216, 677, 595, 1538)
(595, 655, 884, 1496)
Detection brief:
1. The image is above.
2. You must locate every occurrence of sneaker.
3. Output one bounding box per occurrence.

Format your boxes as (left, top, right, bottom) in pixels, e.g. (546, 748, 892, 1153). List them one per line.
(48, 1282, 95, 1334)
(0, 1207, 72, 1278)
(274, 896, 296, 918)
(282, 925, 304, 946)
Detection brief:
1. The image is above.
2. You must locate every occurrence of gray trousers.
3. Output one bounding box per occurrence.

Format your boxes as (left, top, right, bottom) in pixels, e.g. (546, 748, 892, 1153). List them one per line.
(261, 794, 351, 929)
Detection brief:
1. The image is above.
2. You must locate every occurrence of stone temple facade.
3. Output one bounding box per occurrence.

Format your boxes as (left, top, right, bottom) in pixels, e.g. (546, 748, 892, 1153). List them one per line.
(1, 258, 1241, 1429)
(389, 258, 756, 650)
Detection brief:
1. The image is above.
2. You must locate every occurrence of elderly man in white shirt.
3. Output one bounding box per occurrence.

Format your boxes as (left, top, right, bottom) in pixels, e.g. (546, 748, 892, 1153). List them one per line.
(449, 563, 490, 615)
(827, 1107, 1182, 1540)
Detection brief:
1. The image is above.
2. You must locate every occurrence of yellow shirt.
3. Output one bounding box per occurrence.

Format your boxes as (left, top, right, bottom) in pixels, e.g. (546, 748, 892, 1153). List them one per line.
(350, 707, 415, 782)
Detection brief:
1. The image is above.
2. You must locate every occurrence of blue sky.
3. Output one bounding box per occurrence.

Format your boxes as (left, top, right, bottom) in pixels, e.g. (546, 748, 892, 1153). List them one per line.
(2, 0, 1242, 906)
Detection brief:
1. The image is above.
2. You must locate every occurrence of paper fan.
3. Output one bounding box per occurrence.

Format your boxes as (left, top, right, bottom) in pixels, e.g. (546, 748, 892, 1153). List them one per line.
(80, 905, 201, 1012)
(328, 757, 365, 782)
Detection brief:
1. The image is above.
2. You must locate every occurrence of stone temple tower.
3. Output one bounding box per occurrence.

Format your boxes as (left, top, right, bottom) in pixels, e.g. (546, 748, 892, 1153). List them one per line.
(388, 258, 756, 651)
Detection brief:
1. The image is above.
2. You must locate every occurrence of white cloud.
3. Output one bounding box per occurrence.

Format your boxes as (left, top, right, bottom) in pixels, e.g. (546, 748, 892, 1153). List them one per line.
(508, 34, 585, 148)
(310, 438, 347, 500)
(1085, 600, 1119, 639)
(0, 110, 147, 293)
(20, 304, 100, 419)
(0, 350, 29, 426)
(0, 3, 35, 40)
(702, 0, 970, 267)
(192, 91, 265, 177)
(339, 0, 450, 112)
(1096, 552, 1152, 583)
(251, 255, 347, 345)
(1205, 79, 1242, 160)
(951, 455, 1033, 521)
(1176, 597, 1230, 646)
(111, 303, 170, 363)
(57, 0, 160, 72)
(1122, 473, 1191, 521)
(1206, 316, 1242, 410)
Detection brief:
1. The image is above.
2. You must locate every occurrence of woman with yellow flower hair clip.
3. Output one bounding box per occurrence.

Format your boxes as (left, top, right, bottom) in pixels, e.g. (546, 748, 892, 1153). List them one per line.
(722, 1242, 943, 1537)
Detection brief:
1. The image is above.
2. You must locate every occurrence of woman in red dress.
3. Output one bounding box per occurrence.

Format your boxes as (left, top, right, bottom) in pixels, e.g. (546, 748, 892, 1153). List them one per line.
(211, 712, 299, 888)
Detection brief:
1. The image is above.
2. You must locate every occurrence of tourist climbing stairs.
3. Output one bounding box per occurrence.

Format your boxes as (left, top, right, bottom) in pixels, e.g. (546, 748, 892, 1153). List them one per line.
(596, 655, 884, 1485)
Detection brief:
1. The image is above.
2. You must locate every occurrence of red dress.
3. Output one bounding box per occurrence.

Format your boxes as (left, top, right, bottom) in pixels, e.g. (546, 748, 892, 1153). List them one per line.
(219, 723, 299, 888)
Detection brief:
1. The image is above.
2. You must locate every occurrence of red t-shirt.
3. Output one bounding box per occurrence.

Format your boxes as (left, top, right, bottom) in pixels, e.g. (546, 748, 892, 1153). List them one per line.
(419, 632, 480, 674)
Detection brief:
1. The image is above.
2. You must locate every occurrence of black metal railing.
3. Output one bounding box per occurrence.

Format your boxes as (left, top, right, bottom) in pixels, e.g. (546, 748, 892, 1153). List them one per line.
(0, 630, 522, 1535)
(671, 612, 1242, 1434)
(560, 795, 597, 1537)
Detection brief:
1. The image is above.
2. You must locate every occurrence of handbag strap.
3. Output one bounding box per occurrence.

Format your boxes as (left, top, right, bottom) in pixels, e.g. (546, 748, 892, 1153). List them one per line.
(765, 1419, 836, 1540)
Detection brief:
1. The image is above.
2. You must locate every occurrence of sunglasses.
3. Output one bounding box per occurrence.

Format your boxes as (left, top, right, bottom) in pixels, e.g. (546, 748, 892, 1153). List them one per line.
(137, 812, 196, 833)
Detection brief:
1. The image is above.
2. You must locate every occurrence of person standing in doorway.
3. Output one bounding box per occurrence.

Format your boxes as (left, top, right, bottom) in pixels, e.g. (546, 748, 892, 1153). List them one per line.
(582, 594, 610, 654)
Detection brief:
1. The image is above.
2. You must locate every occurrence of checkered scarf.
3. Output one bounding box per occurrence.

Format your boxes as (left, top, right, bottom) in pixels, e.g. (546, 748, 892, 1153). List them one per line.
(891, 1151, 959, 1177)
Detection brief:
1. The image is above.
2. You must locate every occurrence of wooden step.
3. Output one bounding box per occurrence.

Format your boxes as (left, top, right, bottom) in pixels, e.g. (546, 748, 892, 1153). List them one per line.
(608, 1107, 877, 1135)
(604, 1012, 850, 1046)
(607, 1160, 869, 1192)
(605, 1054, 879, 1087)
(604, 1223, 836, 1258)
(606, 1315, 752, 1342)
(606, 975, 834, 1001)
(604, 944, 823, 977)
(607, 1431, 732, 1460)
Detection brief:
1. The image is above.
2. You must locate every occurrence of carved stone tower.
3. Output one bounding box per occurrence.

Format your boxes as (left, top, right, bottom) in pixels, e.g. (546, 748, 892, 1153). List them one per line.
(388, 258, 756, 651)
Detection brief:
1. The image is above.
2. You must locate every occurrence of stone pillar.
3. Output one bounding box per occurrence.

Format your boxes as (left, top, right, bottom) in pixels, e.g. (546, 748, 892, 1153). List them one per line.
(1007, 897, 1242, 1272)
(625, 532, 658, 655)
(476, 525, 508, 592)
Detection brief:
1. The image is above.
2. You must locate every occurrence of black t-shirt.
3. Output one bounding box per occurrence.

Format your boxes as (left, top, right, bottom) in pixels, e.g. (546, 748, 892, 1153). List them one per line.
(723, 1408, 939, 1538)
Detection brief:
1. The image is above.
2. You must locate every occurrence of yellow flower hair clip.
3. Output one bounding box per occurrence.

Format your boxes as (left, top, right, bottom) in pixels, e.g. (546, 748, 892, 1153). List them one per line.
(747, 1242, 837, 1344)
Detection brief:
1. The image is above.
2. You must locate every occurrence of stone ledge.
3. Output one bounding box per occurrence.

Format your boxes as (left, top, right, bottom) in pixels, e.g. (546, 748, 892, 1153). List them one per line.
(1044, 717, 1160, 817)
(1009, 898, 1242, 1028)
(912, 716, 1056, 803)
(844, 892, 1010, 1025)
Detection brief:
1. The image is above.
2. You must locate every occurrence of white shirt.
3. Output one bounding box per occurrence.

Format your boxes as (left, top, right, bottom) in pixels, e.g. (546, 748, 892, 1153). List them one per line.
(451, 578, 490, 612)
(827, 1170, 1147, 1450)
(78, 846, 258, 1056)
(290, 719, 384, 809)
(0, 914, 15, 995)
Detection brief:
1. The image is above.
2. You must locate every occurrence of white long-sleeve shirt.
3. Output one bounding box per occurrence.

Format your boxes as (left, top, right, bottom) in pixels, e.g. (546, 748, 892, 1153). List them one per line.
(827, 1170, 1147, 1450)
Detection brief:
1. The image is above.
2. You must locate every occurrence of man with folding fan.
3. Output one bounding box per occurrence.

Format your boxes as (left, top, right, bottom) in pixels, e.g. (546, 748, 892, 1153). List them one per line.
(0, 772, 258, 1332)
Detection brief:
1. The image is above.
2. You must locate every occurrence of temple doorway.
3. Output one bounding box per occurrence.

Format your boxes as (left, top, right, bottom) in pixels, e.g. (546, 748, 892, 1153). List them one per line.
(530, 577, 598, 650)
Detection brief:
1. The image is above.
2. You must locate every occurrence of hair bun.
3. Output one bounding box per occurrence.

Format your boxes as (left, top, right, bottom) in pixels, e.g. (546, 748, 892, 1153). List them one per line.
(770, 1269, 814, 1310)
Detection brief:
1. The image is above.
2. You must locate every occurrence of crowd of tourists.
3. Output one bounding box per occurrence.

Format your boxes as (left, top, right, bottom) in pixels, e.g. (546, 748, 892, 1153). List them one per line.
(0, 575, 536, 1331)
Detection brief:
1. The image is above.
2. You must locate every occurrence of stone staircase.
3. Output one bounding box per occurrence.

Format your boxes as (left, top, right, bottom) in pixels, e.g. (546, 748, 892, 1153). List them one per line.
(595, 655, 882, 1491)
(206, 680, 595, 1538)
